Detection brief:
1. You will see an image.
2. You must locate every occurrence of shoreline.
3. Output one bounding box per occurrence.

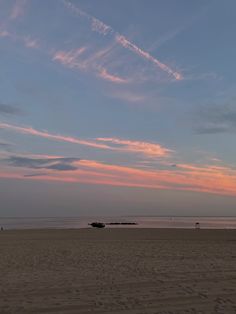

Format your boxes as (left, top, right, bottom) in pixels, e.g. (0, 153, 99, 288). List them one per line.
(1, 216, 236, 231)
(1, 226, 236, 231)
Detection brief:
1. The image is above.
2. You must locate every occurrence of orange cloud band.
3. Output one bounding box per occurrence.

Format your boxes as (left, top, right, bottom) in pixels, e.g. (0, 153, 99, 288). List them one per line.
(1, 157, 236, 196)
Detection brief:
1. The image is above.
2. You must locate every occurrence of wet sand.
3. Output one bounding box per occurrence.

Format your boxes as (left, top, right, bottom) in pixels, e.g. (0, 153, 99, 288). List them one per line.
(1, 228, 236, 313)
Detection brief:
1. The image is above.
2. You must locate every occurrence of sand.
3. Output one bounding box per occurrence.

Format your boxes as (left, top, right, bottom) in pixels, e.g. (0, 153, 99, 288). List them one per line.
(0, 228, 236, 314)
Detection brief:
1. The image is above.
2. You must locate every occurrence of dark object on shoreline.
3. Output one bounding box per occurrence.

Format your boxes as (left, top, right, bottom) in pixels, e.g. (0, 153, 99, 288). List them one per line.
(195, 222, 200, 229)
(0, 226, 3, 231)
(89, 222, 105, 228)
(106, 222, 138, 225)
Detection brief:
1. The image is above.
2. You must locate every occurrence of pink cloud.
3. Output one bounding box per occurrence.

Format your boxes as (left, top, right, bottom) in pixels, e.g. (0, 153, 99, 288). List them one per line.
(0, 123, 172, 158)
(10, 0, 27, 20)
(0, 28, 40, 52)
(67, 160, 236, 196)
(98, 68, 128, 84)
(2, 157, 236, 196)
(3, 124, 236, 196)
(0, 123, 110, 150)
(23, 36, 39, 49)
(53, 47, 130, 84)
(53, 48, 87, 69)
(63, 0, 182, 81)
(96, 137, 172, 157)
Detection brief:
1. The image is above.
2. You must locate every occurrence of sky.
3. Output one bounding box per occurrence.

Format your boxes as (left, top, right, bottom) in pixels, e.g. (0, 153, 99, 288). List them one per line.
(0, 0, 236, 217)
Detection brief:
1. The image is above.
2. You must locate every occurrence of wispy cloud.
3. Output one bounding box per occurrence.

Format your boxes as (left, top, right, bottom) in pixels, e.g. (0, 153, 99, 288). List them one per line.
(0, 26, 40, 51)
(23, 36, 39, 49)
(5, 156, 79, 171)
(98, 68, 128, 83)
(96, 137, 172, 157)
(63, 0, 182, 80)
(62, 0, 113, 36)
(10, 0, 28, 20)
(0, 122, 110, 149)
(115, 35, 182, 81)
(69, 160, 236, 196)
(53, 47, 128, 84)
(91, 17, 112, 35)
(24, 173, 49, 177)
(2, 155, 236, 196)
(53, 47, 87, 69)
(0, 122, 172, 158)
(1, 1, 181, 87)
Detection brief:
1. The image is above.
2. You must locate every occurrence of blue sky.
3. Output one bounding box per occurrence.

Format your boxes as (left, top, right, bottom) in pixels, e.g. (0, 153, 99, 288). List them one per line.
(0, 0, 236, 216)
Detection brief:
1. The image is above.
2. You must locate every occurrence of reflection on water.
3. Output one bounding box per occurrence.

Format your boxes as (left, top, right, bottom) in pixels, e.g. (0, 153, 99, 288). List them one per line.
(0, 216, 236, 230)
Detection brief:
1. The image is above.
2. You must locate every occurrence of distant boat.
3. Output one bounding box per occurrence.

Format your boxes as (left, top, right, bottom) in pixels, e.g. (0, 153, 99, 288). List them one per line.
(89, 222, 105, 228)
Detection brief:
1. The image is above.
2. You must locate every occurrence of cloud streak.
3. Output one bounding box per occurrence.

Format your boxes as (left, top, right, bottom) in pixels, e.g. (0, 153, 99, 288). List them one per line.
(53, 47, 128, 84)
(115, 35, 182, 80)
(0, 122, 171, 158)
(62, 0, 113, 36)
(0, 26, 40, 51)
(96, 137, 172, 157)
(10, 0, 28, 20)
(53, 47, 87, 69)
(98, 68, 128, 83)
(6, 156, 79, 171)
(23, 36, 39, 49)
(0, 122, 111, 150)
(2, 155, 236, 196)
(63, 0, 182, 80)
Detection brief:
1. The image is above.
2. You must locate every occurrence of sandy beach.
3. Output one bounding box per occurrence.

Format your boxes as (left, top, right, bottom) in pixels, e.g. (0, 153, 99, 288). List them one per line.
(1, 228, 236, 313)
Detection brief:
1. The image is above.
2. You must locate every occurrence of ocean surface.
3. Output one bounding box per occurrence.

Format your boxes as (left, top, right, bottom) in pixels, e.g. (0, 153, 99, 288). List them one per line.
(0, 216, 236, 230)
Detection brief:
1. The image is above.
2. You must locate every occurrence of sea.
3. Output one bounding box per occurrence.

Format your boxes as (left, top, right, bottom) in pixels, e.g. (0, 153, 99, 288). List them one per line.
(0, 216, 236, 230)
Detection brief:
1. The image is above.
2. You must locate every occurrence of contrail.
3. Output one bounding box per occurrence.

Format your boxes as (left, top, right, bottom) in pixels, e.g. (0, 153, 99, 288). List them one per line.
(115, 35, 182, 80)
(62, 0, 114, 36)
(62, 0, 182, 80)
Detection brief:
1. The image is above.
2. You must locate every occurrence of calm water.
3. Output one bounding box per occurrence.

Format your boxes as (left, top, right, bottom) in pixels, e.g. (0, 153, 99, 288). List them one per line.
(0, 216, 236, 230)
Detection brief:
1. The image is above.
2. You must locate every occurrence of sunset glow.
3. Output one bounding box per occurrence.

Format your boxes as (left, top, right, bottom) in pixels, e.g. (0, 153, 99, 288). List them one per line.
(0, 0, 235, 216)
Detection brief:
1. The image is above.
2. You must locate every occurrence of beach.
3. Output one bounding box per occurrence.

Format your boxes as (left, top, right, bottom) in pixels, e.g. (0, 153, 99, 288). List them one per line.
(1, 228, 236, 313)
